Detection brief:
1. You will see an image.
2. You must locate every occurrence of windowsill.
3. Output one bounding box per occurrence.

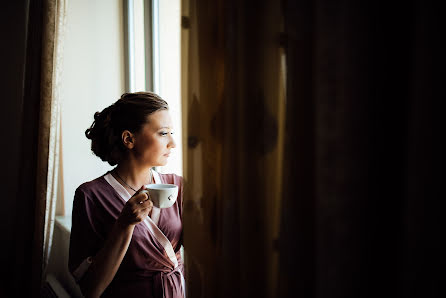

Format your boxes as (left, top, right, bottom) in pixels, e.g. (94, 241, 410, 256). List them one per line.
(55, 215, 71, 233)
(47, 215, 83, 297)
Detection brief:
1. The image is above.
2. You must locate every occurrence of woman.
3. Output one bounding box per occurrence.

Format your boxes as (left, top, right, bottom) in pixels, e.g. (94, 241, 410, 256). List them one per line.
(68, 92, 185, 298)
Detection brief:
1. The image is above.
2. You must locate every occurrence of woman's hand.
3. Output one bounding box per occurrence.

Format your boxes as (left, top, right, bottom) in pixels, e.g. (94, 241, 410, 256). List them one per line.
(117, 186, 153, 227)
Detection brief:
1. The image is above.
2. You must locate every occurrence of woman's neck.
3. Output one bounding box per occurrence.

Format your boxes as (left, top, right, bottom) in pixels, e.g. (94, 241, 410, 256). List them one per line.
(113, 160, 153, 191)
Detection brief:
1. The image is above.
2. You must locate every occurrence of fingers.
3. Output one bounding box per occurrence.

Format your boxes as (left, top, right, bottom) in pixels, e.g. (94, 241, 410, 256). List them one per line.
(129, 191, 148, 204)
(130, 192, 153, 209)
(119, 186, 154, 226)
(140, 199, 153, 210)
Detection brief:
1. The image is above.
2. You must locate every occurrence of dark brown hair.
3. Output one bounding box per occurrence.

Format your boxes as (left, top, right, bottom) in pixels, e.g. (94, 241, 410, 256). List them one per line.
(85, 92, 169, 166)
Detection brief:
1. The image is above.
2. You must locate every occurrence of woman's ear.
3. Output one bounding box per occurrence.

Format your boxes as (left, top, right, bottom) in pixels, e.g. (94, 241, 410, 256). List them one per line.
(122, 130, 135, 149)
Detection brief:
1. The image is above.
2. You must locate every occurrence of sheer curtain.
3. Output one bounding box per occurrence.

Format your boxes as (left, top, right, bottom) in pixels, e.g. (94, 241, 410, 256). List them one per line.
(32, 0, 66, 293)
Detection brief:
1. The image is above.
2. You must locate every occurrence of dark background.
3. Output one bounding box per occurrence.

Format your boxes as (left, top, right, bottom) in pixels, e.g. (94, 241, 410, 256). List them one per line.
(278, 1, 445, 297)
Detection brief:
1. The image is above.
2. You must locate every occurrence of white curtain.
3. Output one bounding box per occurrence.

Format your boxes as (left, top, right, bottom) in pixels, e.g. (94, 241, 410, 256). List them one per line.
(35, 0, 67, 279)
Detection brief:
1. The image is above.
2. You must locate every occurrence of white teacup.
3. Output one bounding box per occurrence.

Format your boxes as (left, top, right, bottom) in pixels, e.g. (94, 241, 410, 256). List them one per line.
(140, 184, 178, 208)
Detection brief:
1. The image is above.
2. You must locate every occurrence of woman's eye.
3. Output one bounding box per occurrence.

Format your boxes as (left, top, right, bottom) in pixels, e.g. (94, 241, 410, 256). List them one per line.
(159, 131, 174, 136)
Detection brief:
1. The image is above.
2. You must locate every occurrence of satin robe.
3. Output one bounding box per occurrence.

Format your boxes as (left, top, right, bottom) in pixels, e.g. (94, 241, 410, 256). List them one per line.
(68, 170, 185, 298)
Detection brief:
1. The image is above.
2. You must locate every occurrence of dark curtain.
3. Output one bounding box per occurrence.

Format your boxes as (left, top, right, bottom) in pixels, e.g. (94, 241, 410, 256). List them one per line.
(279, 1, 445, 298)
(182, 0, 284, 296)
(184, 0, 446, 297)
(0, 0, 44, 297)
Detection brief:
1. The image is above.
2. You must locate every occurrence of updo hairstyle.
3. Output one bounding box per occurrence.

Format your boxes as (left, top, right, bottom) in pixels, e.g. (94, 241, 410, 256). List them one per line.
(85, 92, 169, 166)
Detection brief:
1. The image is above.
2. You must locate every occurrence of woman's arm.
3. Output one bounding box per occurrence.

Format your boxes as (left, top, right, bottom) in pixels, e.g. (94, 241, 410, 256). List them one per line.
(78, 189, 153, 298)
(79, 221, 134, 297)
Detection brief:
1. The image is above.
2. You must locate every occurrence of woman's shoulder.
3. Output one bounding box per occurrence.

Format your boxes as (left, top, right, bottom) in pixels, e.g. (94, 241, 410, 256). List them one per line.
(75, 173, 110, 196)
(156, 170, 183, 185)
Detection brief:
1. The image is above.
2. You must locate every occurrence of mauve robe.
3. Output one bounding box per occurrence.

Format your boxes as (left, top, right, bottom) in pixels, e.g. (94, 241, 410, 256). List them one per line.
(68, 171, 184, 298)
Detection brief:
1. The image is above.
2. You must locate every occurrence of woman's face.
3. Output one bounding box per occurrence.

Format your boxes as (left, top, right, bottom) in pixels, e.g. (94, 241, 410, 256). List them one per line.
(132, 109, 176, 167)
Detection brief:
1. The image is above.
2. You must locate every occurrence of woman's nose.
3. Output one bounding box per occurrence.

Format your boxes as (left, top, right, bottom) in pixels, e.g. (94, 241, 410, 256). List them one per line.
(168, 135, 176, 148)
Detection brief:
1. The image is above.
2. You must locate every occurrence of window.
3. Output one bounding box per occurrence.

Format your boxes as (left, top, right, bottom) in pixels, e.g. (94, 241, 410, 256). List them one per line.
(124, 0, 182, 176)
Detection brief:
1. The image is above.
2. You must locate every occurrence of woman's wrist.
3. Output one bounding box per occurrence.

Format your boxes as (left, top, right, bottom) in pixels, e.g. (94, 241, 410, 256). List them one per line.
(115, 217, 136, 233)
